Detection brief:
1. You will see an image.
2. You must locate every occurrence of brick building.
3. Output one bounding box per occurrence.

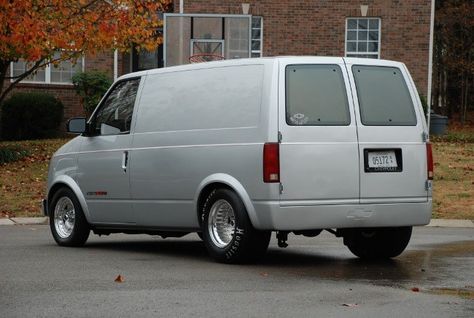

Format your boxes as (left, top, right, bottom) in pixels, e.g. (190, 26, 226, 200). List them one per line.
(5, 0, 432, 121)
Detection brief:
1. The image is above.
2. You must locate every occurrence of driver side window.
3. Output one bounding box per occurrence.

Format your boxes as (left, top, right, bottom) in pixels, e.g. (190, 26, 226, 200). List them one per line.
(91, 78, 141, 135)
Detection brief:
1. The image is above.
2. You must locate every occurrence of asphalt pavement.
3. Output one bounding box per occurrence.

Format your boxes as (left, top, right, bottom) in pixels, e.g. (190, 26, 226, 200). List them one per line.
(0, 225, 473, 318)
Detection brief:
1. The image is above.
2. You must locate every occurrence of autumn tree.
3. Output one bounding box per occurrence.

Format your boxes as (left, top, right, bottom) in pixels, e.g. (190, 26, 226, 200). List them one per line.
(433, 0, 473, 124)
(0, 0, 171, 104)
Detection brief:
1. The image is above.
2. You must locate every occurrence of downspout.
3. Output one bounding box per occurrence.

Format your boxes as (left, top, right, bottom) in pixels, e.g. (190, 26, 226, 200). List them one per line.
(113, 49, 118, 81)
(426, 0, 435, 136)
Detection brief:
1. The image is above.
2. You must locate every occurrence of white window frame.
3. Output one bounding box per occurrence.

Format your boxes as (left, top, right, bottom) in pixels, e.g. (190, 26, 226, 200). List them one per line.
(251, 16, 263, 57)
(345, 17, 381, 59)
(10, 56, 85, 85)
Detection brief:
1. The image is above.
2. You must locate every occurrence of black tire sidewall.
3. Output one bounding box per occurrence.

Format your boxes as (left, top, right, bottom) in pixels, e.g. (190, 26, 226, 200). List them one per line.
(346, 227, 412, 259)
(49, 187, 90, 246)
(201, 188, 257, 263)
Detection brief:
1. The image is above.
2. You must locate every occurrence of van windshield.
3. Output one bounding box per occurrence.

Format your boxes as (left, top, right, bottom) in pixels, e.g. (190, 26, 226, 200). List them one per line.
(285, 65, 350, 126)
(352, 65, 417, 126)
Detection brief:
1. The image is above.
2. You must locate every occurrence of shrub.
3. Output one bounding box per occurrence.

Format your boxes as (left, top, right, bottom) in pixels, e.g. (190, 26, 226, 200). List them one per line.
(419, 93, 428, 116)
(72, 71, 112, 116)
(1, 92, 64, 140)
(0, 146, 29, 164)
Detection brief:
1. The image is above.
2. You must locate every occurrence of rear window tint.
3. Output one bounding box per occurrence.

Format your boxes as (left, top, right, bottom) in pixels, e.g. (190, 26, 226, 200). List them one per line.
(285, 65, 350, 126)
(352, 65, 417, 126)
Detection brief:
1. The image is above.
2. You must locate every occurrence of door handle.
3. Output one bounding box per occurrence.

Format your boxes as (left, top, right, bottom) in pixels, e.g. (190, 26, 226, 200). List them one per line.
(121, 151, 129, 173)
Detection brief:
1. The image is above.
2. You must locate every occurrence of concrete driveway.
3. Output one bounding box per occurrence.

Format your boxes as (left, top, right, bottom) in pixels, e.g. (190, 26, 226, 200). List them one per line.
(0, 225, 473, 317)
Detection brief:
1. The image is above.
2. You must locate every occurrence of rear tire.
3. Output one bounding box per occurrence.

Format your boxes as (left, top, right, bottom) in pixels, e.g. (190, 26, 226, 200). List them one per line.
(201, 188, 271, 263)
(344, 227, 412, 259)
(49, 187, 90, 247)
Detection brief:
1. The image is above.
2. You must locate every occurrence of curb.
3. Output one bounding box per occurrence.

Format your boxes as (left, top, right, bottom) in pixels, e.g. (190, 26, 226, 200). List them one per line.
(425, 219, 474, 228)
(2, 217, 49, 225)
(0, 217, 473, 228)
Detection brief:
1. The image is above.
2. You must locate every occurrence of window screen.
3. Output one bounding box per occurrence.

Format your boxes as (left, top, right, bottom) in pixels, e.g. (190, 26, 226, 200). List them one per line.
(352, 66, 417, 126)
(286, 65, 350, 126)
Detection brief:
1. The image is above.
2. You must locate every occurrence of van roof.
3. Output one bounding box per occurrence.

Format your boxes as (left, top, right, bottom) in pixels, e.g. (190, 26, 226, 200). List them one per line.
(118, 56, 405, 81)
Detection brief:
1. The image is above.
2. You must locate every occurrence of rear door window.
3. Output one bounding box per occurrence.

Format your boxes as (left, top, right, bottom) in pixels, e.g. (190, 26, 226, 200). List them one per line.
(285, 65, 350, 126)
(352, 65, 417, 126)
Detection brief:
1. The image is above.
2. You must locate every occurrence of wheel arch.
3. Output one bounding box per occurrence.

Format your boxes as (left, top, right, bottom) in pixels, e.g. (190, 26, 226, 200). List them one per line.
(47, 175, 91, 223)
(194, 174, 260, 229)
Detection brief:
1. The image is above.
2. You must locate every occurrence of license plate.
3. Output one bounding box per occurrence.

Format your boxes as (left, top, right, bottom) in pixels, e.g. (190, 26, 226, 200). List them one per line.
(368, 151, 397, 168)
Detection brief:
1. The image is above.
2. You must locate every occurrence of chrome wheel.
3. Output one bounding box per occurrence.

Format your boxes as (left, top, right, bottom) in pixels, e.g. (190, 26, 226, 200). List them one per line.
(54, 196, 76, 239)
(207, 199, 236, 248)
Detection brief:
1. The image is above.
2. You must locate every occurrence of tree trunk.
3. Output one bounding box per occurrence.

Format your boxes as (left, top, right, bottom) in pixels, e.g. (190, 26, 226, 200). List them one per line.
(0, 61, 8, 103)
(462, 74, 469, 126)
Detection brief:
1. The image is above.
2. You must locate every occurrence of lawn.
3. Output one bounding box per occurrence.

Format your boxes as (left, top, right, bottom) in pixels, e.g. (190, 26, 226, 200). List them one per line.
(0, 130, 473, 220)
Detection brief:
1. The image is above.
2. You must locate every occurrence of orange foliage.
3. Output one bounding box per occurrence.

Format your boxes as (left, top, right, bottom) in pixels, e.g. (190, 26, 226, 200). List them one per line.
(0, 0, 171, 63)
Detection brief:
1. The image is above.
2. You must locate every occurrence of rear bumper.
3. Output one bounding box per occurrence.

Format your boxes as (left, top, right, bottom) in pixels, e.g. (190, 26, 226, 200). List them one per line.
(252, 199, 432, 230)
(42, 199, 48, 216)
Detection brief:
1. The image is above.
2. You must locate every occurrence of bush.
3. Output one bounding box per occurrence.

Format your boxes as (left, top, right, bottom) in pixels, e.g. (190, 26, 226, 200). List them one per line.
(0, 146, 29, 164)
(1, 92, 64, 140)
(72, 71, 112, 116)
(419, 93, 428, 116)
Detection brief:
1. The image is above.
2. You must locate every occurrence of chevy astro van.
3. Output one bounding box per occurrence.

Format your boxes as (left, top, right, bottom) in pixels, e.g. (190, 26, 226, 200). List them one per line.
(44, 57, 433, 263)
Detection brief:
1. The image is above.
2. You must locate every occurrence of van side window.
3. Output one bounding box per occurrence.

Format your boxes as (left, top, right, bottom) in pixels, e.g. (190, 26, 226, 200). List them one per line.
(91, 78, 140, 135)
(352, 65, 417, 126)
(285, 65, 350, 126)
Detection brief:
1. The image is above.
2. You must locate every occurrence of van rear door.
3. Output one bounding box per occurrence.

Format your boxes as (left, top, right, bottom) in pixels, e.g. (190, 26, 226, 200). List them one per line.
(345, 59, 428, 203)
(278, 58, 359, 205)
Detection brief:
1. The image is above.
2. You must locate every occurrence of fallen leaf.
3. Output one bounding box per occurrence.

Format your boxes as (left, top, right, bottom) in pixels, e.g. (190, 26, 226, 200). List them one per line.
(114, 274, 125, 283)
(260, 272, 268, 277)
(411, 287, 420, 292)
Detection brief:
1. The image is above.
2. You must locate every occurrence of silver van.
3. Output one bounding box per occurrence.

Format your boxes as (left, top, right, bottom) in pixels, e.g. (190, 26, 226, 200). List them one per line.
(44, 57, 433, 263)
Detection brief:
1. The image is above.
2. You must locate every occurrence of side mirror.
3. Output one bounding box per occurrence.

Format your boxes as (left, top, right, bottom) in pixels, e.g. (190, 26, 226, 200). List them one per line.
(67, 117, 87, 134)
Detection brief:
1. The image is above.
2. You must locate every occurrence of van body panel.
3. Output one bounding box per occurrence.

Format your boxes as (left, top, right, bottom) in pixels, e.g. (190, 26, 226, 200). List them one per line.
(252, 200, 431, 230)
(129, 62, 277, 227)
(344, 58, 429, 203)
(278, 57, 359, 203)
(46, 138, 93, 223)
(76, 135, 135, 224)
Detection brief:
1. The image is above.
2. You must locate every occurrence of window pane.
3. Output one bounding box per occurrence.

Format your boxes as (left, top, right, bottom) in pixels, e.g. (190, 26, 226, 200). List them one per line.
(368, 42, 378, 52)
(352, 66, 417, 126)
(347, 31, 357, 40)
(252, 40, 261, 50)
(51, 53, 83, 83)
(92, 79, 140, 135)
(358, 42, 367, 52)
(358, 30, 368, 40)
(137, 49, 158, 70)
(347, 19, 357, 29)
(358, 19, 368, 29)
(51, 70, 61, 83)
(346, 42, 357, 52)
(286, 65, 350, 126)
(369, 30, 378, 41)
(252, 17, 261, 28)
(12, 60, 46, 82)
(252, 29, 261, 39)
(369, 19, 379, 30)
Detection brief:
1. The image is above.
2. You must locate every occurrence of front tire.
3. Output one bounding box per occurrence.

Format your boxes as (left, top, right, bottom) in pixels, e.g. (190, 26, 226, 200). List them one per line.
(344, 227, 412, 259)
(49, 187, 90, 247)
(201, 188, 271, 263)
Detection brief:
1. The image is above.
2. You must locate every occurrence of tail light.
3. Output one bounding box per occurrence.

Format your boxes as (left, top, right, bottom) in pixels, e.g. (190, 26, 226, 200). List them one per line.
(263, 143, 280, 183)
(426, 142, 434, 180)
